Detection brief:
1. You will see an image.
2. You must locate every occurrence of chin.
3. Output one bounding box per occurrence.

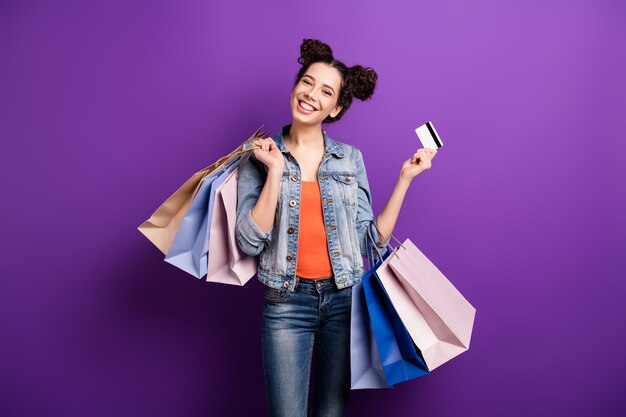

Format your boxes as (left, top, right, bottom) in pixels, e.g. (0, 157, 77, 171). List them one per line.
(293, 115, 322, 127)
(291, 110, 316, 125)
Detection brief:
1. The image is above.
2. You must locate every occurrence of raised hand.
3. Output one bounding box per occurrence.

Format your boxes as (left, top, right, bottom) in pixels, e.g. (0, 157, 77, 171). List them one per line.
(252, 138, 285, 175)
(400, 148, 438, 182)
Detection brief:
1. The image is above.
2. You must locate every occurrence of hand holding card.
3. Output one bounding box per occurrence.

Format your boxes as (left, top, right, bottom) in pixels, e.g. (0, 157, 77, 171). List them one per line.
(398, 121, 441, 182)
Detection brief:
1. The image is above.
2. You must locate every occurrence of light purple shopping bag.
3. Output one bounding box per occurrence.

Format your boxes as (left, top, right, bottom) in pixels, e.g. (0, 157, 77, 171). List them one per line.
(350, 281, 390, 389)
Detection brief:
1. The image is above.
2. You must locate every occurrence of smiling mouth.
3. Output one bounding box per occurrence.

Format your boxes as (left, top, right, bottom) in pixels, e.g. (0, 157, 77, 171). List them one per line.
(298, 100, 317, 111)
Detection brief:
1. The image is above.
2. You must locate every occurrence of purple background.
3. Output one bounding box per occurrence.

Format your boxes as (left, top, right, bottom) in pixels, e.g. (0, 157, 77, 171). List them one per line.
(1, 0, 625, 416)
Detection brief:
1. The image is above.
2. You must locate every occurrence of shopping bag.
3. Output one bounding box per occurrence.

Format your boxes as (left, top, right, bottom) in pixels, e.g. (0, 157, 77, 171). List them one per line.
(375, 237, 476, 371)
(137, 125, 268, 254)
(350, 278, 390, 389)
(164, 160, 237, 278)
(360, 237, 430, 387)
(205, 167, 258, 285)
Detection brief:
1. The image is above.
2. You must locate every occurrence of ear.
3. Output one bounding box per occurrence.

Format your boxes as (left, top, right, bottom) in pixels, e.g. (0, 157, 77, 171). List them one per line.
(330, 104, 343, 118)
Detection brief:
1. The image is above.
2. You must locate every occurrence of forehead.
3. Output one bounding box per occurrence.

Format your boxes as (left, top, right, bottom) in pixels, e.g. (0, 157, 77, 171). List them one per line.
(303, 62, 342, 90)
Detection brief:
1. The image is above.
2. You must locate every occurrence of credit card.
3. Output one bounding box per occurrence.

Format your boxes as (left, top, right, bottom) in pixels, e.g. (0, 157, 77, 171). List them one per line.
(415, 121, 443, 149)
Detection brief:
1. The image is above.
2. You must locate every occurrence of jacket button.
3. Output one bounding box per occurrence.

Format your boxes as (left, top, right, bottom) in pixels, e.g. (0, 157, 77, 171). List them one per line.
(331, 251, 340, 257)
(291, 175, 298, 182)
(288, 227, 295, 234)
(328, 225, 336, 230)
(289, 200, 296, 207)
(283, 281, 289, 288)
(286, 254, 293, 261)
(320, 175, 328, 180)
(287, 155, 293, 161)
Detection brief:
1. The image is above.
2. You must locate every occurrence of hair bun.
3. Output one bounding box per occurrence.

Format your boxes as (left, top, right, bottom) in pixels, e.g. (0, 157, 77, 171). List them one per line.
(298, 39, 334, 66)
(348, 65, 377, 101)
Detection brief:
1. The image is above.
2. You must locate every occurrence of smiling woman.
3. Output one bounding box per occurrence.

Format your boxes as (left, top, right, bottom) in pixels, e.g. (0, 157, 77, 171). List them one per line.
(234, 38, 437, 417)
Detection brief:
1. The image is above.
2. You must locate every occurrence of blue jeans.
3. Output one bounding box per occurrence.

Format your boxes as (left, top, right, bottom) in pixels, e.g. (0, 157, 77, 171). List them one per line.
(262, 276, 353, 417)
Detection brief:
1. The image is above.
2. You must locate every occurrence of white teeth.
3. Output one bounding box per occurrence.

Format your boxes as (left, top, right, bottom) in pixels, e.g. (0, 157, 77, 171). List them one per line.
(299, 101, 315, 111)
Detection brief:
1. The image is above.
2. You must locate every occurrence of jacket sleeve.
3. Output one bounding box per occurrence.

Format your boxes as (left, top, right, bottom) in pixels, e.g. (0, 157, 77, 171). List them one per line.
(235, 151, 273, 256)
(354, 148, 391, 259)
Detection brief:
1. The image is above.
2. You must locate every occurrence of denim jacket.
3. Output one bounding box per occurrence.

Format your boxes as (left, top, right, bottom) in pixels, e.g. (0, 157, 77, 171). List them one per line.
(235, 124, 390, 292)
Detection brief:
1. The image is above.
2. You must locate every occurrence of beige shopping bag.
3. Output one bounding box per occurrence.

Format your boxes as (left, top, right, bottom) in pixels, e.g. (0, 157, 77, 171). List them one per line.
(206, 168, 258, 285)
(375, 238, 476, 371)
(138, 125, 267, 255)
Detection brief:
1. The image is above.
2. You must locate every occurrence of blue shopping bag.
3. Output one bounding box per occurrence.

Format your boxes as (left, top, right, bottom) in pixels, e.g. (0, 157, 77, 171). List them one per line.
(362, 236, 430, 386)
(164, 158, 238, 278)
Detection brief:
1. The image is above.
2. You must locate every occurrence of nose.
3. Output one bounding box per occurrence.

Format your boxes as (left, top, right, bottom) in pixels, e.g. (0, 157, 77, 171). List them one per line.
(305, 88, 317, 102)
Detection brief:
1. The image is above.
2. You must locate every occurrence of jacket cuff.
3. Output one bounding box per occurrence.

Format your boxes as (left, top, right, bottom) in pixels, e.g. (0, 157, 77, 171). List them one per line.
(239, 209, 272, 249)
(369, 222, 391, 251)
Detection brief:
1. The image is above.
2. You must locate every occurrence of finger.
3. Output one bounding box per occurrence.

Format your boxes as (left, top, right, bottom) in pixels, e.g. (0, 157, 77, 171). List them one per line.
(424, 151, 433, 168)
(416, 149, 428, 162)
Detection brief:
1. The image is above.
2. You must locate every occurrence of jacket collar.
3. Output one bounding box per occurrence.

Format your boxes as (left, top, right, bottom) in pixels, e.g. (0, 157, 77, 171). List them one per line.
(273, 124, 344, 158)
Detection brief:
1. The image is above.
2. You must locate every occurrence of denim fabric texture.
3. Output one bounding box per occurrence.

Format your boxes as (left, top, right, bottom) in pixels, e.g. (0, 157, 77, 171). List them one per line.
(235, 124, 390, 292)
(262, 276, 352, 417)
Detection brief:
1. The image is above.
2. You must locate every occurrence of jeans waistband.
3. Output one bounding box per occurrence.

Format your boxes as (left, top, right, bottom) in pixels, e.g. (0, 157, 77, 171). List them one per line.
(295, 276, 334, 290)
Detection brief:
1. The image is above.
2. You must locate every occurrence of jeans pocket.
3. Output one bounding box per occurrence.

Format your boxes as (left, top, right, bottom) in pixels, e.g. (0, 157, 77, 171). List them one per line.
(264, 285, 290, 302)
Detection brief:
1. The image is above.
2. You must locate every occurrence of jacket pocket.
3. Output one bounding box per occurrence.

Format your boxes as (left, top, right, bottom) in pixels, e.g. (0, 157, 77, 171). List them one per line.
(330, 173, 357, 207)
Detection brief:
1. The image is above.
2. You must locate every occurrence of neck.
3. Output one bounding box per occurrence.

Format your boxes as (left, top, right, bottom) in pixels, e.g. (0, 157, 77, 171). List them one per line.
(284, 121, 324, 147)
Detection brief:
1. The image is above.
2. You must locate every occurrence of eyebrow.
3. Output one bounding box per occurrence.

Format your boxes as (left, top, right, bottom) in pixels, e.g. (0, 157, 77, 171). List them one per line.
(302, 75, 336, 94)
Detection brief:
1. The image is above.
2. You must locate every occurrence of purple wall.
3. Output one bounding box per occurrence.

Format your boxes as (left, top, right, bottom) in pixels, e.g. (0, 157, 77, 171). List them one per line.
(1, 1, 625, 416)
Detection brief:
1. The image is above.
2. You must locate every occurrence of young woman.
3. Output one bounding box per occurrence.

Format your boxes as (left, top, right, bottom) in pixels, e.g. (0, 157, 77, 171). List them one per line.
(235, 39, 437, 417)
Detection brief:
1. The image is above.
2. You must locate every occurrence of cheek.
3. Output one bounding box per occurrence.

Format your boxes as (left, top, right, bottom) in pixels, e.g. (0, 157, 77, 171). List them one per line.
(325, 98, 338, 113)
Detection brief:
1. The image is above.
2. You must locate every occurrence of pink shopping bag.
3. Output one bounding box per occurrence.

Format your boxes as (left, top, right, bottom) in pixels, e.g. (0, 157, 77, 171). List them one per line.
(375, 238, 476, 371)
(206, 167, 258, 285)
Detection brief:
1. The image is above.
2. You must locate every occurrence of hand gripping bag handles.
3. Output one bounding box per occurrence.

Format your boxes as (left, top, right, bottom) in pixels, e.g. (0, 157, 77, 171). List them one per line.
(370, 221, 477, 372)
(350, 227, 429, 389)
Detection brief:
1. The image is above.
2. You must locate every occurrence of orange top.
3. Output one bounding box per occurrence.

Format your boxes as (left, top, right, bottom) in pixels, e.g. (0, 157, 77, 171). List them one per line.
(295, 181, 333, 279)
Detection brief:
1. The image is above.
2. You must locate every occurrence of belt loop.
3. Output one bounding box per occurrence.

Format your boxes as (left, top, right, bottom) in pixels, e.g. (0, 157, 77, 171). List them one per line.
(292, 275, 300, 292)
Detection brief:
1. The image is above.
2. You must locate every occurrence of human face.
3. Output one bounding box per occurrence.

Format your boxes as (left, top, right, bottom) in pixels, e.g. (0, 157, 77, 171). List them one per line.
(290, 62, 343, 125)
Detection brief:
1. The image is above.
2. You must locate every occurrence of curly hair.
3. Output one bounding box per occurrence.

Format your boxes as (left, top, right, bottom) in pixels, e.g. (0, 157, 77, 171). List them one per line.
(294, 38, 378, 123)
